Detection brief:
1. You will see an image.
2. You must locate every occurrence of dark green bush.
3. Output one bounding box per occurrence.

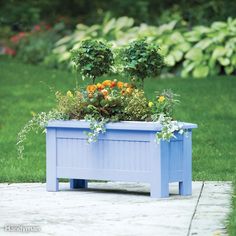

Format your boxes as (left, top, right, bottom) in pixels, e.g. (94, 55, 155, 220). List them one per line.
(121, 39, 164, 87)
(71, 40, 114, 83)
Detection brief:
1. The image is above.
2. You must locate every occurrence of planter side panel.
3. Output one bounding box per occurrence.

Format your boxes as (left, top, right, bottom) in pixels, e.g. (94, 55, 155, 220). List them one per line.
(56, 128, 154, 182)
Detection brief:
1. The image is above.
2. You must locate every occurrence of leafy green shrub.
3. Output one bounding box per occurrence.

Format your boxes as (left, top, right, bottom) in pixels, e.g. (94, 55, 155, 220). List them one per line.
(71, 40, 114, 83)
(45, 16, 135, 69)
(182, 18, 236, 78)
(120, 39, 164, 87)
(48, 17, 236, 78)
(15, 31, 58, 64)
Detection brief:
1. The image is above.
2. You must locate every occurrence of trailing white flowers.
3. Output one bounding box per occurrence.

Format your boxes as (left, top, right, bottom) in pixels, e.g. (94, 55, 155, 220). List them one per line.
(16, 110, 66, 159)
(155, 113, 184, 142)
(85, 115, 108, 143)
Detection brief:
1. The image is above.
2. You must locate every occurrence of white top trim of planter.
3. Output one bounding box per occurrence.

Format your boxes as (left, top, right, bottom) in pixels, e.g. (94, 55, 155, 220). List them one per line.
(47, 120, 197, 131)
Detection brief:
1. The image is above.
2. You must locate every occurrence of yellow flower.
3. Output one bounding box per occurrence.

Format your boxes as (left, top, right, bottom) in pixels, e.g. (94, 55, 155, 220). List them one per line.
(148, 101, 154, 107)
(158, 96, 165, 103)
(66, 90, 73, 98)
(126, 87, 133, 94)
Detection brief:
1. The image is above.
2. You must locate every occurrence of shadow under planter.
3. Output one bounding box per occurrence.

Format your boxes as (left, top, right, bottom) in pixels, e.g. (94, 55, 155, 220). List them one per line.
(46, 120, 197, 198)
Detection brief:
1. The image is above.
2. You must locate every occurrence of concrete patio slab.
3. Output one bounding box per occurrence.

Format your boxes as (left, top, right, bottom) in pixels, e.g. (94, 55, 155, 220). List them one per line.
(0, 181, 232, 236)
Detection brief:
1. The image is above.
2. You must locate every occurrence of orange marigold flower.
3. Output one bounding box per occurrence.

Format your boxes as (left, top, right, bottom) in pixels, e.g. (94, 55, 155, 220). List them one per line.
(117, 81, 124, 89)
(110, 81, 117, 88)
(87, 85, 97, 94)
(102, 80, 112, 87)
(96, 83, 105, 91)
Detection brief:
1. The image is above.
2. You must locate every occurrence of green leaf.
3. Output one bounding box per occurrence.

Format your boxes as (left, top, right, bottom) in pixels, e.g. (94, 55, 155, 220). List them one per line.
(116, 17, 134, 30)
(192, 26, 211, 34)
(159, 44, 169, 55)
(183, 61, 195, 72)
(58, 52, 71, 62)
(195, 38, 212, 50)
(211, 21, 227, 30)
(185, 48, 203, 61)
(103, 18, 116, 34)
(184, 31, 202, 42)
(169, 32, 185, 43)
(224, 66, 234, 75)
(171, 50, 183, 62)
(175, 42, 191, 52)
(55, 36, 72, 46)
(231, 54, 236, 66)
(181, 61, 196, 78)
(165, 55, 175, 66)
(218, 57, 230, 66)
(192, 65, 209, 78)
(212, 46, 226, 59)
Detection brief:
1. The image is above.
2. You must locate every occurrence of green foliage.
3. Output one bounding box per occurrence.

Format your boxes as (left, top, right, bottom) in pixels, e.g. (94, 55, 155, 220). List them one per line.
(55, 90, 85, 119)
(123, 89, 150, 120)
(181, 18, 236, 78)
(16, 31, 59, 64)
(151, 90, 179, 119)
(48, 16, 236, 79)
(120, 39, 164, 86)
(46, 16, 135, 70)
(71, 40, 114, 83)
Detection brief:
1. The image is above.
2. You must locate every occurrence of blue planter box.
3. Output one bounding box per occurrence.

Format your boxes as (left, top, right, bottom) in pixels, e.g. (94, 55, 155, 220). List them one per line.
(46, 120, 197, 198)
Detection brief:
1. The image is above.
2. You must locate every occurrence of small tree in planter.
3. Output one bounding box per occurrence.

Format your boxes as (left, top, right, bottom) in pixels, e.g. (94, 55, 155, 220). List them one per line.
(120, 39, 164, 88)
(71, 40, 114, 84)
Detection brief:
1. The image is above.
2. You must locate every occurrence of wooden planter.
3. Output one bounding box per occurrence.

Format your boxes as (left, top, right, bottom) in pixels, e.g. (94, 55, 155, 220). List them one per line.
(46, 120, 197, 198)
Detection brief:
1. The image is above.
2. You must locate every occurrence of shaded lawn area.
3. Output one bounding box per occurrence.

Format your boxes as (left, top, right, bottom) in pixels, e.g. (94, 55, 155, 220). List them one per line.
(0, 58, 236, 234)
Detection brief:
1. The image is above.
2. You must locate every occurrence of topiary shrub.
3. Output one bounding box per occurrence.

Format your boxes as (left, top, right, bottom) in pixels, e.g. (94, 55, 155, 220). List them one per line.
(71, 40, 114, 83)
(120, 39, 164, 87)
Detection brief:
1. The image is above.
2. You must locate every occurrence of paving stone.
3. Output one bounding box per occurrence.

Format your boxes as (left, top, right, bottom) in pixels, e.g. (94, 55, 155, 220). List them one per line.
(0, 181, 232, 236)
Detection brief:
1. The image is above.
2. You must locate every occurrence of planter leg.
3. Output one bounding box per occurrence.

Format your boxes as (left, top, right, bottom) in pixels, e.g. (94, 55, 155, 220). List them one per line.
(179, 131, 192, 196)
(70, 179, 88, 189)
(47, 178, 59, 192)
(150, 140, 169, 198)
(46, 128, 59, 192)
(151, 182, 169, 198)
(179, 181, 191, 196)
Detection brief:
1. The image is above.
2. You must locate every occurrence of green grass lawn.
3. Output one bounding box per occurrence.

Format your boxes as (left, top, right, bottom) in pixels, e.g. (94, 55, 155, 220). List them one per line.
(0, 58, 236, 234)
